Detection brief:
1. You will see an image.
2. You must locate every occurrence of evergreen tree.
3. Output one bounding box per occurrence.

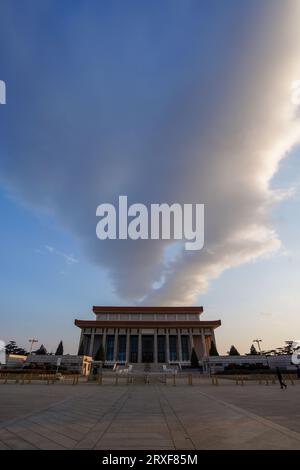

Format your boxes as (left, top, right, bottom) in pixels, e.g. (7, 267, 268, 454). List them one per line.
(280, 341, 293, 355)
(5, 340, 28, 355)
(55, 340, 64, 356)
(228, 345, 240, 356)
(15, 347, 28, 355)
(190, 347, 199, 368)
(35, 344, 48, 355)
(209, 341, 219, 356)
(5, 341, 17, 354)
(94, 344, 105, 361)
(250, 344, 258, 355)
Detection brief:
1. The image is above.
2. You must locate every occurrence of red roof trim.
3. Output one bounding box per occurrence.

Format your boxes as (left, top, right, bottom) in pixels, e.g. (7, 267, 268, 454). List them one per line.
(92, 306, 204, 314)
(75, 319, 221, 328)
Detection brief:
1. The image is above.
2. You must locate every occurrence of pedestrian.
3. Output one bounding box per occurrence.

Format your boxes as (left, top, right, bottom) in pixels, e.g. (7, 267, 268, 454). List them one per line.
(276, 367, 287, 389)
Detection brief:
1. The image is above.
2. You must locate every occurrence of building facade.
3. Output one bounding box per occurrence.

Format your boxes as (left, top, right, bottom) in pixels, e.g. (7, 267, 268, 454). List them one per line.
(75, 306, 221, 365)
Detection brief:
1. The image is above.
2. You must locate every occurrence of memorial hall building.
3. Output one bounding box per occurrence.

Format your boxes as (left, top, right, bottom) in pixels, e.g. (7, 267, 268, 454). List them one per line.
(75, 306, 221, 366)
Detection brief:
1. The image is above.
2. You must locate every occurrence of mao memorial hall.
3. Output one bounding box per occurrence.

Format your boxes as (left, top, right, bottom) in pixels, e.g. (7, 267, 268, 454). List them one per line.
(74, 306, 221, 366)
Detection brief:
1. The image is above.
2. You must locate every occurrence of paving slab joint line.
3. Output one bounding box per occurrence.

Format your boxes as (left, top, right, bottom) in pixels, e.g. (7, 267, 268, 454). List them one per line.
(74, 389, 129, 449)
(27, 415, 86, 441)
(0, 391, 87, 430)
(157, 386, 196, 450)
(0, 389, 127, 449)
(92, 390, 130, 449)
(3, 424, 54, 450)
(197, 390, 300, 443)
(0, 428, 39, 450)
(24, 417, 79, 446)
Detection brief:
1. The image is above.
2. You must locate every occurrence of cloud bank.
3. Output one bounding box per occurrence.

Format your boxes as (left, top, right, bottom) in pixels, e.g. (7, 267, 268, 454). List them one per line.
(0, 0, 300, 305)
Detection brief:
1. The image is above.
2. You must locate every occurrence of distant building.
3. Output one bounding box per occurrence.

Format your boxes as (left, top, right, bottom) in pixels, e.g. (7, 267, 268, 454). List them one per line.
(74, 306, 221, 366)
(208, 354, 297, 373)
(6, 354, 27, 368)
(25, 355, 92, 376)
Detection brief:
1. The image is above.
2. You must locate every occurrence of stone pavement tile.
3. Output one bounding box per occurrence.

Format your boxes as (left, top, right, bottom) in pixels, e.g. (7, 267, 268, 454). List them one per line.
(158, 394, 195, 449)
(191, 421, 268, 449)
(6, 422, 66, 450)
(169, 433, 195, 450)
(163, 386, 300, 450)
(49, 414, 99, 431)
(109, 423, 167, 432)
(96, 436, 173, 447)
(200, 381, 300, 434)
(75, 413, 127, 448)
(114, 411, 165, 426)
(29, 415, 86, 441)
(74, 391, 129, 449)
(96, 444, 174, 450)
(2, 382, 300, 450)
(94, 429, 174, 450)
(54, 409, 98, 425)
(51, 403, 102, 426)
(0, 428, 17, 440)
(115, 414, 164, 420)
(0, 440, 11, 450)
(98, 431, 170, 439)
(37, 410, 83, 427)
(20, 420, 77, 449)
(93, 389, 176, 450)
(0, 428, 39, 450)
(96, 443, 174, 450)
(243, 429, 300, 450)
(75, 428, 116, 450)
(0, 384, 86, 424)
(44, 409, 94, 428)
(3, 437, 37, 450)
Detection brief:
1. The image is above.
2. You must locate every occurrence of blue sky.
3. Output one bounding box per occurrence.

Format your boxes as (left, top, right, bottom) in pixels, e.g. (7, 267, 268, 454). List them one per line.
(1, 1, 300, 354)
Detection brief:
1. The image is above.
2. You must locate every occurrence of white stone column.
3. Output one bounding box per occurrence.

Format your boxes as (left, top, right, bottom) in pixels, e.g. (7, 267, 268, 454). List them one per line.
(177, 329, 183, 363)
(138, 329, 142, 363)
(78, 329, 84, 354)
(165, 329, 170, 363)
(126, 329, 130, 364)
(88, 329, 95, 358)
(113, 328, 119, 362)
(154, 330, 158, 363)
(102, 329, 107, 361)
(201, 328, 207, 357)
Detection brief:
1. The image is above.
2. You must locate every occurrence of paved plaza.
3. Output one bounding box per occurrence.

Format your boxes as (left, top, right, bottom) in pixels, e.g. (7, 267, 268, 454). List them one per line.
(0, 379, 300, 450)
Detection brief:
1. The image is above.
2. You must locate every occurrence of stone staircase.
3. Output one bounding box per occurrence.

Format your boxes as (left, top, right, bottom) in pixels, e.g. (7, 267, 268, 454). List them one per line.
(148, 363, 165, 372)
(131, 363, 165, 373)
(131, 363, 147, 373)
(128, 363, 168, 384)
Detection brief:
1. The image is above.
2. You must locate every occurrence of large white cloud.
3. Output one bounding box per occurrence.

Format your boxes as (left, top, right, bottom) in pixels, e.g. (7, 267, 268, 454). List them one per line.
(0, 0, 300, 305)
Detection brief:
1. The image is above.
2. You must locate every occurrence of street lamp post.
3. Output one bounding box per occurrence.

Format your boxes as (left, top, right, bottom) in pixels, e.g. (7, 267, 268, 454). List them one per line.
(253, 338, 270, 369)
(28, 338, 38, 354)
(253, 339, 262, 354)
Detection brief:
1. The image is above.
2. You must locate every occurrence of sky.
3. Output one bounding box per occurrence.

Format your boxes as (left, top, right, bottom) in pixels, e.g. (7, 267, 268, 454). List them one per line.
(0, 0, 300, 355)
